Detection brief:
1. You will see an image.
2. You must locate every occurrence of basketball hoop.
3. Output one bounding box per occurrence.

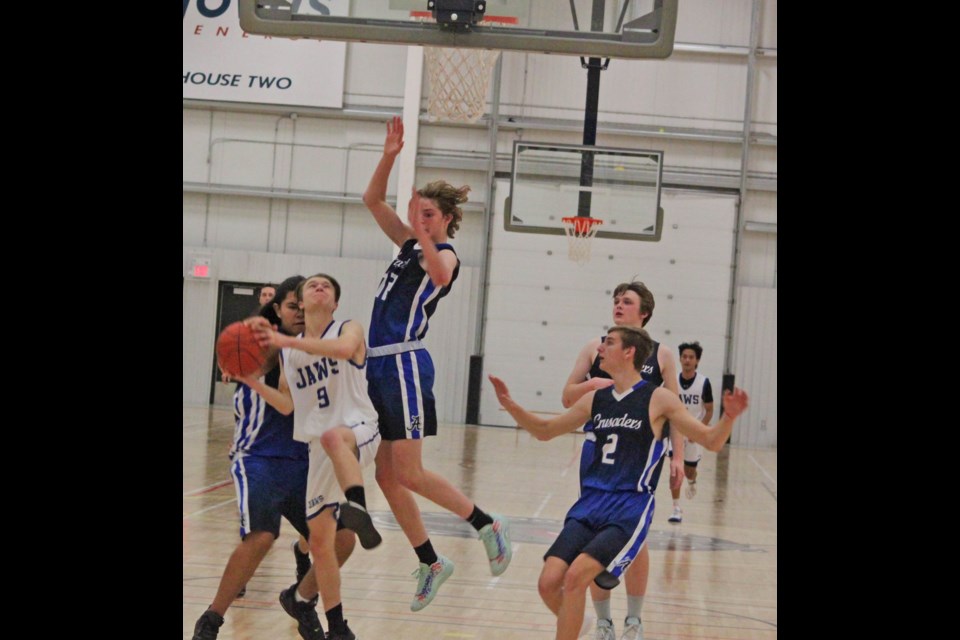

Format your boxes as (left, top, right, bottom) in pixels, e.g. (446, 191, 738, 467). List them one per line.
(562, 216, 603, 265)
(410, 11, 518, 124)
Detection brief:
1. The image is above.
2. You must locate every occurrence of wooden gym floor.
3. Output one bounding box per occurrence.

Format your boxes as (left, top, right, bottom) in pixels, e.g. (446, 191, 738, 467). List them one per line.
(183, 405, 777, 639)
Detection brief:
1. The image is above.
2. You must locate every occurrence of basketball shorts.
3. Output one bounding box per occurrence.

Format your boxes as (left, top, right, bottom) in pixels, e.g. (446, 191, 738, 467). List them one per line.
(305, 421, 381, 521)
(366, 348, 438, 440)
(230, 453, 310, 540)
(545, 488, 655, 582)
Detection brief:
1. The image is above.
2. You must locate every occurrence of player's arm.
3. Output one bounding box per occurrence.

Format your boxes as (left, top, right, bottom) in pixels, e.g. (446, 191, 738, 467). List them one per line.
(562, 338, 613, 407)
(702, 378, 714, 425)
(362, 116, 414, 248)
(288, 322, 364, 361)
(490, 374, 593, 440)
(238, 368, 294, 415)
(411, 198, 459, 287)
(654, 387, 748, 452)
(658, 344, 684, 482)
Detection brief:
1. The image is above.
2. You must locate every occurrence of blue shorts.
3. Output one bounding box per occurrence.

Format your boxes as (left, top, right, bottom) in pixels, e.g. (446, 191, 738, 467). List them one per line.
(230, 454, 310, 540)
(367, 349, 438, 440)
(545, 488, 655, 581)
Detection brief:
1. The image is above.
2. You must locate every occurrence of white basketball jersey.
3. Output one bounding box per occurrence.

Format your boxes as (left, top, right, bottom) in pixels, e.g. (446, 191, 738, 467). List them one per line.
(282, 319, 379, 443)
(678, 372, 709, 422)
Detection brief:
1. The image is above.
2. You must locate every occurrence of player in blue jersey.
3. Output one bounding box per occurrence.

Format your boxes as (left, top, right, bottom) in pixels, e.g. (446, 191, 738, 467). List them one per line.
(562, 280, 683, 640)
(193, 276, 357, 640)
(361, 116, 512, 612)
(490, 327, 748, 640)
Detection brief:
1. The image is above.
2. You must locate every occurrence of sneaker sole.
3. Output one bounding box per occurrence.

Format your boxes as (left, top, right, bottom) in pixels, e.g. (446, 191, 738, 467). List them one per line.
(410, 561, 455, 612)
(668, 517, 682, 523)
(339, 502, 383, 550)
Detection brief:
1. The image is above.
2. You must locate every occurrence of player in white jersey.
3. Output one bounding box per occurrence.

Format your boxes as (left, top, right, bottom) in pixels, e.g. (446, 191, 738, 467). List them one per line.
(675, 341, 714, 502)
(242, 273, 381, 640)
(562, 280, 683, 640)
(490, 326, 749, 640)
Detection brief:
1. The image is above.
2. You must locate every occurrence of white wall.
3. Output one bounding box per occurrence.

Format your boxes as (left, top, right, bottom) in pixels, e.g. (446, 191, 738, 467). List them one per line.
(478, 182, 737, 425)
(183, 0, 777, 445)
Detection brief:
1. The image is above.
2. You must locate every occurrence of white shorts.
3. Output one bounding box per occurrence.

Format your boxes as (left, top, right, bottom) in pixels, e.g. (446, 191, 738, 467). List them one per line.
(683, 438, 702, 464)
(305, 421, 381, 520)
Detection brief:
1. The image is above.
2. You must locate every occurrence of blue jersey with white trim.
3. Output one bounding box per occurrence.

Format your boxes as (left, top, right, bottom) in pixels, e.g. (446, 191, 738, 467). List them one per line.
(369, 238, 460, 348)
(582, 380, 667, 494)
(230, 364, 308, 460)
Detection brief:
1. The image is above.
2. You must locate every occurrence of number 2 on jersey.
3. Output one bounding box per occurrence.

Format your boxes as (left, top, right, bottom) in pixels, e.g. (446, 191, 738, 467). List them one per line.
(601, 433, 619, 465)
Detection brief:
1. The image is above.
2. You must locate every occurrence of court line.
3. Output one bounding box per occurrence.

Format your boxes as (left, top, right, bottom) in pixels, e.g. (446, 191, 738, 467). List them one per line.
(183, 479, 231, 497)
(183, 498, 235, 519)
(747, 454, 776, 486)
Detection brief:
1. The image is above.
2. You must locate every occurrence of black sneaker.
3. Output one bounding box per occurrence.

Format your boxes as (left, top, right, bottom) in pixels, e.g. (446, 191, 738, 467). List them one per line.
(278, 583, 325, 640)
(327, 620, 357, 640)
(338, 501, 382, 550)
(293, 540, 312, 585)
(192, 609, 224, 640)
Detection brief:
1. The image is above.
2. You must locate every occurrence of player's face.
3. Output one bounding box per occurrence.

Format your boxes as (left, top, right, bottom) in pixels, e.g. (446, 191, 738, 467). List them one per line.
(301, 277, 338, 312)
(259, 286, 276, 305)
(612, 290, 645, 326)
(275, 291, 304, 335)
(418, 198, 451, 240)
(597, 333, 626, 374)
(679, 349, 699, 375)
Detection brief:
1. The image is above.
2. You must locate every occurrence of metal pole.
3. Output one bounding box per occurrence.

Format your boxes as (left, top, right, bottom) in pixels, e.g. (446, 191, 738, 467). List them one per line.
(723, 0, 762, 374)
(578, 0, 606, 217)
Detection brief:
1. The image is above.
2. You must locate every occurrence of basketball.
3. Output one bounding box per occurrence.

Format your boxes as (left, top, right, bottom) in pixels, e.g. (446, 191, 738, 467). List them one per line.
(216, 321, 267, 378)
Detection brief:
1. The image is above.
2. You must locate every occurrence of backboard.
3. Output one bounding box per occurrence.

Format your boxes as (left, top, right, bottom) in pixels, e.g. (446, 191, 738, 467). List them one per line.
(506, 141, 664, 241)
(238, 0, 678, 60)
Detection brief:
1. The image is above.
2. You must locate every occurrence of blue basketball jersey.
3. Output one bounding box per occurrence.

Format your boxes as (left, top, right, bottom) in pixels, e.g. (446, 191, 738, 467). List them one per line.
(581, 380, 667, 494)
(368, 238, 460, 348)
(231, 364, 308, 461)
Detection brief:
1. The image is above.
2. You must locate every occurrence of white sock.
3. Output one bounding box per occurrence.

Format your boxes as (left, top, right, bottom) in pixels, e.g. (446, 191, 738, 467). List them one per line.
(295, 588, 310, 603)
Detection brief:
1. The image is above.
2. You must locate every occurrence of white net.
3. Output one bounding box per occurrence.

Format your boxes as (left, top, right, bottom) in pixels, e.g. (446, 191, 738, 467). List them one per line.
(562, 217, 603, 265)
(410, 13, 514, 124)
(423, 46, 501, 123)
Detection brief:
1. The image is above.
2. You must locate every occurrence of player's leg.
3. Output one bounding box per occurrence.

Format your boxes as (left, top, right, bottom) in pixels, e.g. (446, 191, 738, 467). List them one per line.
(323, 424, 382, 549)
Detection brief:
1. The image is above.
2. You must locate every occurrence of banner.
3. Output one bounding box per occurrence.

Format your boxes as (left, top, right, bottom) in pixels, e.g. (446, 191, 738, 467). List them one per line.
(183, 0, 347, 108)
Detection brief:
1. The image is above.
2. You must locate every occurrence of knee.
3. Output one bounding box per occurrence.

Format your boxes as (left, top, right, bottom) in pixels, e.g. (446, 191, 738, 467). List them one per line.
(562, 566, 592, 595)
(394, 467, 424, 492)
(243, 530, 276, 553)
(538, 572, 561, 601)
(375, 464, 395, 490)
(320, 429, 342, 453)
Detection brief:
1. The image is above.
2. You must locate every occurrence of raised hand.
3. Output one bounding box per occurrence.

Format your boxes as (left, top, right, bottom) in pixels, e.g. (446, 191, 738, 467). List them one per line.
(245, 316, 282, 349)
(721, 388, 749, 419)
(488, 374, 513, 407)
(384, 115, 404, 157)
(407, 187, 426, 237)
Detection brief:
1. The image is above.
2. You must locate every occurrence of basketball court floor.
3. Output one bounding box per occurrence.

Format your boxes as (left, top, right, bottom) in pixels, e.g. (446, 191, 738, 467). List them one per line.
(183, 405, 777, 639)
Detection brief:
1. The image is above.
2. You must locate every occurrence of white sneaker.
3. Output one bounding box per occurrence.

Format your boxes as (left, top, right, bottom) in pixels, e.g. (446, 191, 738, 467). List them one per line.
(595, 618, 616, 640)
(620, 616, 644, 640)
(686, 480, 697, 500)
(668, 505, 683, 523)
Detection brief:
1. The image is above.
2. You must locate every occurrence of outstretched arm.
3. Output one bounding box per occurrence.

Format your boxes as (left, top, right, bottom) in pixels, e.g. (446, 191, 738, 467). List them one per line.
(562, 337, 614, 408)
(362, 116, 414, 248)
(489, 374, 593, 440)
(656, 387, 749, 452)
